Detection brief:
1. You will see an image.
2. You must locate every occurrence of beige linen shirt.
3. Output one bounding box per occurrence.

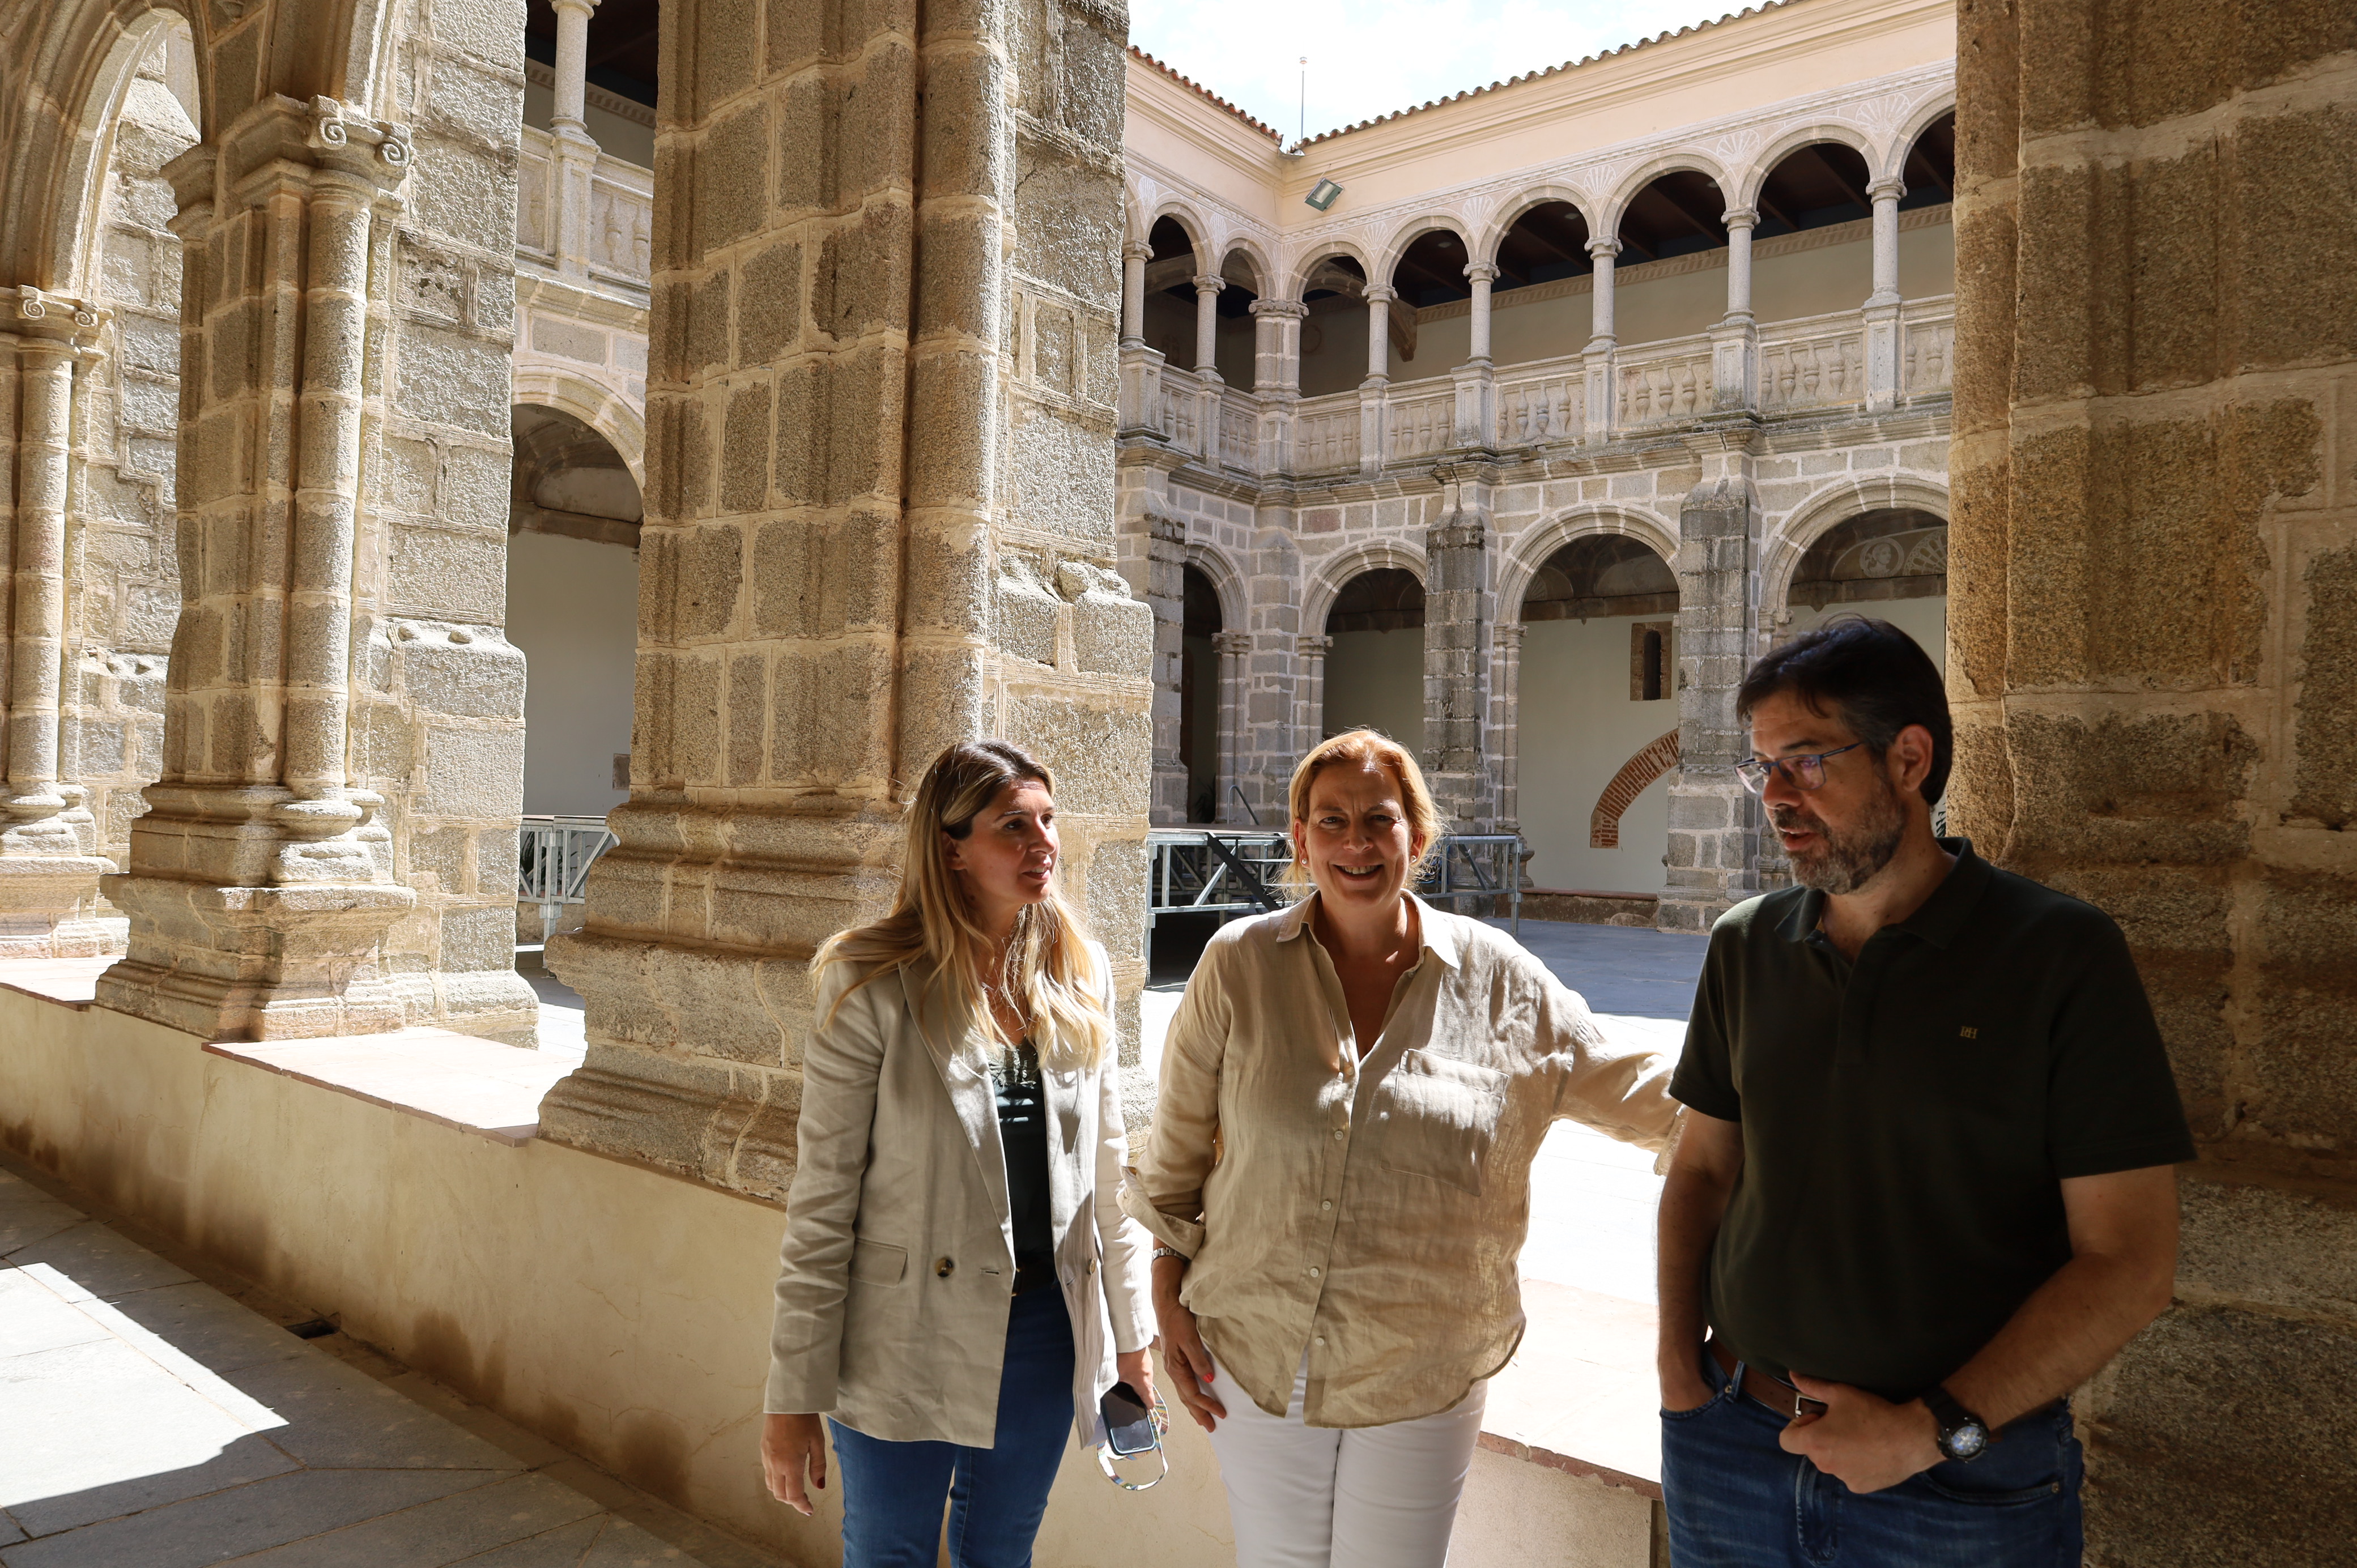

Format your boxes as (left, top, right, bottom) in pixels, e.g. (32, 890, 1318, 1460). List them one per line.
(1120, 895, 1680, 1428)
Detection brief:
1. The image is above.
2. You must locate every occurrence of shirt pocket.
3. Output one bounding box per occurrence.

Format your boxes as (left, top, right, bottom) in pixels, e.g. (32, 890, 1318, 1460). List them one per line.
(1372, 1049, 1508, 1195)
(849, 1238, 908, 1286)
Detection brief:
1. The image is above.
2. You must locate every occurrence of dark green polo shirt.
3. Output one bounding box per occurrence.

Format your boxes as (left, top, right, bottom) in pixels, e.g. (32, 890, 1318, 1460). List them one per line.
(1670, 839, 2194, 1402)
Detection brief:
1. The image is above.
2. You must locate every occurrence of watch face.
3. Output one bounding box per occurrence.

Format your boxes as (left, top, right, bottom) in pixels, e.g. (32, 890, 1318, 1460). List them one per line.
(1946, 1422, 1989, 1459)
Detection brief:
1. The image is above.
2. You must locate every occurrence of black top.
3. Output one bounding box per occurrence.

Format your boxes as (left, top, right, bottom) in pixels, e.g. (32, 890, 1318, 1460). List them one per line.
(992, 1039, 1054, 1271)
(1670, 839, 2195, 1401)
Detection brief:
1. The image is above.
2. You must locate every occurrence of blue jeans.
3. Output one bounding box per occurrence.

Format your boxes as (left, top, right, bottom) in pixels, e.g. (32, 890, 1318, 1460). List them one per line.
(828, 1287, 1077, 1568)
(1660, 1347, 2084, 1567)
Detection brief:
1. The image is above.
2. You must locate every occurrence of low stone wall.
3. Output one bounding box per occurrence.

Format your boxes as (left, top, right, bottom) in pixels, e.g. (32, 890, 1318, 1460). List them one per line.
(0, 981, 1656, 1566)
(1522, 890, 1661, 927)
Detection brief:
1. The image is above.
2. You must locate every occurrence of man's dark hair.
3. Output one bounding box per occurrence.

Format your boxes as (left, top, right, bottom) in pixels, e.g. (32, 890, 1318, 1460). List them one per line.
(1736, 616, 1952, 805)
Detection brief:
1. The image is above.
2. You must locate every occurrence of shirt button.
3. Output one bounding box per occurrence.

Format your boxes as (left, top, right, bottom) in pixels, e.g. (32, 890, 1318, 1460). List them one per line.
(935, 1257, 955, 1278)
(1315, 1336, 1326, 1346)
(1309, 1267, 1321, 1277)
(1333, 1129, 1345, 1140)
(1321, 1200, 1332, 1211)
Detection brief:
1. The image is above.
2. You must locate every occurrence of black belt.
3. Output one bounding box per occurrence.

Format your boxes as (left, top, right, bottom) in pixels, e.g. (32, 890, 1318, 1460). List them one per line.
(1707, 1338, 2062, 1431)
(1012, 1253, 1057, 1296)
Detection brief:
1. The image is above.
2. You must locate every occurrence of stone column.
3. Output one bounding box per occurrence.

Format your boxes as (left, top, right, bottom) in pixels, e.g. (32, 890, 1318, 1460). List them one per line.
(541, 0, 1150, 1195)
(1191, 274, 1223, 379)
(1423, 467, 1493, 831)
(1950, 10, 2357, 1558)
(1658, 431, 1761, 931)
(1453, 263, 1499, 448)
(101, 95, 534, 1045)
(0, 296, 115, 957)
(547, 0, 603, 279)
(1582, 240, 1619, 442)
(1712, 208, 1759, 412)
(1359, 284, 1395, 479)
(1490, 619, 1525, 837)
(1249, 297, 1304, 471)
(1287, 633, 1326, 779)
(1862, 177, 1904, 413)
(1120, 242, 1149, 348)
(1144, 514, 1188, 825)
(1222, 629, 1258, 823)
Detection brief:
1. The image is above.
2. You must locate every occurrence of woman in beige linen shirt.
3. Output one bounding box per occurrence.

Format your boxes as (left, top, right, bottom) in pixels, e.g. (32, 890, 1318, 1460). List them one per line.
(761, 740, 1157, 1565)
(1122, 730, 1680, 1566)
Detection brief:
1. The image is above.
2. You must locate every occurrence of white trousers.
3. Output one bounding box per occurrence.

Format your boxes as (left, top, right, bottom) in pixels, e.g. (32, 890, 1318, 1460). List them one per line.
(1204, 1356, 1488, 1568)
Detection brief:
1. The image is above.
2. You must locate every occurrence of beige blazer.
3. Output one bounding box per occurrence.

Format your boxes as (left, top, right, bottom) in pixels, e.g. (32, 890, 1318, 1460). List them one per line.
(765, 941, 1156, 1449)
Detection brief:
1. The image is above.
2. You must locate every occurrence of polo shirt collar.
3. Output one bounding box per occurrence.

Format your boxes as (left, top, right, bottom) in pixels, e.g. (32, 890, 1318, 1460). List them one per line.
(1775, 835, 1990, 950)
(1276, 892, 1463, 969)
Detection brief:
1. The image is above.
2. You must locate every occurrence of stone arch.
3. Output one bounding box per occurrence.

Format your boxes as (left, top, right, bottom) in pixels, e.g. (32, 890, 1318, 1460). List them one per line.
(512, 368, 648, 490)
(1375, 214, 1476, 287)
(1591, 730, 1680, 849)
(1301, 539, 1426, 636)
(1, 0, 202, 294)
(1184, 539, 1249, 633)
(1733, 122, 1878, 214)
(1496, 505, 1682, 619)
(1279, 236, 1377, 302)
(1143, 198, 1210, 264)
(1474, 185, 1598, 268)
(1218, 237, 1274, 294)
(1881, 91, 1962, 188)
(1597, 149, 1737, 240)
(1759, 474, 1950, 617)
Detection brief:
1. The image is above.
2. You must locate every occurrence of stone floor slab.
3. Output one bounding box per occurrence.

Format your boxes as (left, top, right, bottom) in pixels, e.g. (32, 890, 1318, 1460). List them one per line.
(100, 1281, 316, 1377)
(5, 1220, 195, 1299)
(0, 1468, 493, 1568)
(221, 1353, 526, 1472)
(0, 1175, 84, 1256)
(451, 1515, 607, 1566)
(216, 1472, 605, 1567)
(0, 1269, 111, 1358)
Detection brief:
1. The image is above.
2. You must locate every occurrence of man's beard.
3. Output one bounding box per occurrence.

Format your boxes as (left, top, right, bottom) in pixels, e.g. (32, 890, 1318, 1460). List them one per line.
(1772, 777, 1907, 895)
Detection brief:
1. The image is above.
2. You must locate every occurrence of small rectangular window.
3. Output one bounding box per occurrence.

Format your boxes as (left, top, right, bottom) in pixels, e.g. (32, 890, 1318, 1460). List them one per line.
(1630, 621, 1674, 701)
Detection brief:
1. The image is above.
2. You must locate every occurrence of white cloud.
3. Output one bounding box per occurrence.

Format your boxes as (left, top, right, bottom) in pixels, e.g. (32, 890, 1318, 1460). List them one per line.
(1128, 0, 1763, 143)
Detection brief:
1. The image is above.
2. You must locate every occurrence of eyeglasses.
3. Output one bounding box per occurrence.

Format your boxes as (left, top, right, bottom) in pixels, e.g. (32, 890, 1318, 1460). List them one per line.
(1735, 742, 1865, 795)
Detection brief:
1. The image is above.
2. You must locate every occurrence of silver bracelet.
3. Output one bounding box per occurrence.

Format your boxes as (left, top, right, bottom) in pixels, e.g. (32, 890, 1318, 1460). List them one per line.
(1151, 1246, 1188, 1263)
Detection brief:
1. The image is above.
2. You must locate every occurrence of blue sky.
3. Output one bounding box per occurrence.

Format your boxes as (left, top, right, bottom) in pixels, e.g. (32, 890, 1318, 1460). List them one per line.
(1127, 1, 1759, 144)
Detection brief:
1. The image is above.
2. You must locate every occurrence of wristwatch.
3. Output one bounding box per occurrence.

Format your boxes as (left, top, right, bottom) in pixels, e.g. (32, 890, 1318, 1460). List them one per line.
(1922, 1384, 1990, 1463)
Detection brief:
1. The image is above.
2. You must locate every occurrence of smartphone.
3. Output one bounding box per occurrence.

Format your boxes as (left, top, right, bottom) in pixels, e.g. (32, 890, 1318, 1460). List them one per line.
(1101, 1381, 1158, 1458)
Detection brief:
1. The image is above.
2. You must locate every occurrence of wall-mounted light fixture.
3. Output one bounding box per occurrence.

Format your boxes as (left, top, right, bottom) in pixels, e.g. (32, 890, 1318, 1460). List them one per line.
(1304, 178, 1342, 212)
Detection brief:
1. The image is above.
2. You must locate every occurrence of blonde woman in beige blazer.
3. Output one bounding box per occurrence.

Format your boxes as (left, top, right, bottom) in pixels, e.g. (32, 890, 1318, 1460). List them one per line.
(761, 740, 1157, 1566)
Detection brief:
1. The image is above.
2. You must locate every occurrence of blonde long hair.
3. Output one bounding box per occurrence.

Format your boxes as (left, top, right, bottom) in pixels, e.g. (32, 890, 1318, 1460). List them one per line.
(1282, 728, 1446, 896)
(814, 740, 1110, 1071)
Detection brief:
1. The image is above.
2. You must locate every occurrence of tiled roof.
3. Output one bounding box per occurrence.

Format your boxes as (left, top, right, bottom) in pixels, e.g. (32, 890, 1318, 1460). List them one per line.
(1128, 45, 1284, 142)
(1297, 4, 1793, 147)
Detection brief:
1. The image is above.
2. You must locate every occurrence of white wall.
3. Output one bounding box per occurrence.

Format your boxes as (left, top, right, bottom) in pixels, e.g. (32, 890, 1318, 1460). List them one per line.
(1517, 617, 1677, 893)
(1324, 628, 1425, 752)
(1785, 594, 1948, 670)
(507, 530, 639, 817)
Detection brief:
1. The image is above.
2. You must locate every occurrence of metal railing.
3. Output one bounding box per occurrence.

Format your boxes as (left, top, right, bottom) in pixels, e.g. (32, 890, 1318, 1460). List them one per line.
(518, 815, 618, 938)
(1145, 828, 1529, 940)
(1419, 833, 1526, 934)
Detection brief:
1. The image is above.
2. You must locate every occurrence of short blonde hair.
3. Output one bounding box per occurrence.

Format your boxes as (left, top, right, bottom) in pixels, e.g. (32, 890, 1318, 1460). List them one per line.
(1284, 729, 1446, 894)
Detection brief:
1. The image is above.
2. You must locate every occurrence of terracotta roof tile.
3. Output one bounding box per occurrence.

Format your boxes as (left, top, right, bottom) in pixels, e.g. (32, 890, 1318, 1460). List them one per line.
(1128, 46, 1284, 142)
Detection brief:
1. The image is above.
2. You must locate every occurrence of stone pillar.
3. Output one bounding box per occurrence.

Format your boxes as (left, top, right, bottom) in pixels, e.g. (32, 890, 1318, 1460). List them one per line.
(100, 93, 535, 1045)
(1657, 432, 1761, 931)
(1423, 468, 1492, 831)
(1359, 284, 1395, 478)
(1191, 274, 1223, 379)
(0, 296, 116, 957)
(541, 0, 1150, 1195)
(1144, 514, 1188, 825)
(1453, 263, 1499, 448)
(1215, 630, 1253, 824)
(1583, 240, 1619, 442)
(1287, 633, 1326, 783)
(1490, 619, 1525, 837)
(1950, 8, 2357, 1561)
(1249, 298, 1303, 470)
(546, 0, 603, 280)
(1120, 242, 1149, 348)
(1862, 177, 1904, 413)
(1712, 209, 1759, 412)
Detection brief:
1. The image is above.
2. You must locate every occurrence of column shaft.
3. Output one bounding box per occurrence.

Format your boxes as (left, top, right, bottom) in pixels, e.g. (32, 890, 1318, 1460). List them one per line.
(6, 342, 72, 817)
(1192, 275, 1223, 377)
(1218, 630, 1254, 823)
(1120, 244, 1148, 347)
(1588, 242, 1618, 344)
(1868, 178, 1903, 305)
(1724, 210, 1756, 319)
(1364, 286, 1393, 384)
(551, 0, 596, 132)
(1467, 266, 1495, 361)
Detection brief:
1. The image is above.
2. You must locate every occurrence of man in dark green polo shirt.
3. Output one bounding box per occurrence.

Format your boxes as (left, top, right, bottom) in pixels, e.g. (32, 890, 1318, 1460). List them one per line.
(1656, 616, 2192, 1567)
